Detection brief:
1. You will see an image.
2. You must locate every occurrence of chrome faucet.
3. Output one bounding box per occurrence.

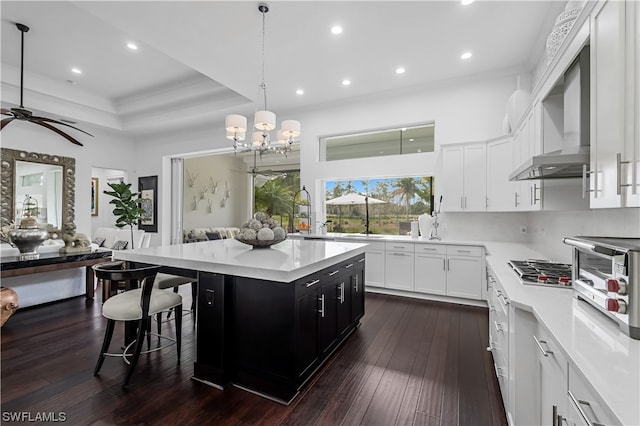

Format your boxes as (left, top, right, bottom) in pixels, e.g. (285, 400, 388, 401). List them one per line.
(429, 196, 442, 240)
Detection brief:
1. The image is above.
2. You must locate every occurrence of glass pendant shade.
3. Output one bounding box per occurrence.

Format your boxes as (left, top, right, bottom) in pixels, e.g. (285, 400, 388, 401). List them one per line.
(252, 131, 265, 146)
(254, 110, 276, 131)
(225, 114, 247, 132)
(226, 129, 246, 141)
(281, 120, 301, 137)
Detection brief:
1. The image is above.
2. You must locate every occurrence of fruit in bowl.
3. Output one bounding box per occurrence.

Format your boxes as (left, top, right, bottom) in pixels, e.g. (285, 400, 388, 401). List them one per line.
(236, 212, 287, 247)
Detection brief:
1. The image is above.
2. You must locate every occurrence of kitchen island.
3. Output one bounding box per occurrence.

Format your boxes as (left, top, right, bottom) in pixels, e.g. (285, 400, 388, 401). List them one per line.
(113, 238, 367, 403)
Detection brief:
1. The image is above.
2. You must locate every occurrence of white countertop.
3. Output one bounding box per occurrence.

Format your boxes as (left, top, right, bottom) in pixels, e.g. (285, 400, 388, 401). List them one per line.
(112, 238, 367, 283)
(484, 242, 640, 426)
(289, 232, 484, 246)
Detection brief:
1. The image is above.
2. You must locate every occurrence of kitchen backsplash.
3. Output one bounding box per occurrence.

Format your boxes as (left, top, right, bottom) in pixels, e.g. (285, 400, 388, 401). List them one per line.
(439, 208, 640, 263)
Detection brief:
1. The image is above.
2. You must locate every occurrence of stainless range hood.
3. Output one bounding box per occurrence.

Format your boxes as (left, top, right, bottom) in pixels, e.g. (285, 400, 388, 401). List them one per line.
(510, 47, 590, 181)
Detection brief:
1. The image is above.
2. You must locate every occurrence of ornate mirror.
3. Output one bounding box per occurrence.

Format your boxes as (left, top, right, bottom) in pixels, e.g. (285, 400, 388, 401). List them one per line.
(1, 148, 76, 229)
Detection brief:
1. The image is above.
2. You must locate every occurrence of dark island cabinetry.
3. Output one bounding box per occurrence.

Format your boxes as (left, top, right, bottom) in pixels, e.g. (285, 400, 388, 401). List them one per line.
(194, 253, 365, 403)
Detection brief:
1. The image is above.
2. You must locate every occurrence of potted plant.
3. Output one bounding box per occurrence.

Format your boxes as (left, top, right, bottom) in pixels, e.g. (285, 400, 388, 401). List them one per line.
(103, 182, 146, 249)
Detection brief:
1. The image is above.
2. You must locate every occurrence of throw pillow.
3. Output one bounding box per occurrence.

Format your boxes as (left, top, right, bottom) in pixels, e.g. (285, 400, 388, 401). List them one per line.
(92, 237, 106, 247)
(111, 240, 128, 250)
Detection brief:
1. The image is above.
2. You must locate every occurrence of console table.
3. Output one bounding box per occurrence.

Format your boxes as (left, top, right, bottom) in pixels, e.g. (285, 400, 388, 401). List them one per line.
(0, 249, 112, 299)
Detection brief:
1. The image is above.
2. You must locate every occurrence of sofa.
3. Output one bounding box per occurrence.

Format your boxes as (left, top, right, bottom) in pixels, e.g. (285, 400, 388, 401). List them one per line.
(185, 227, 240, 242)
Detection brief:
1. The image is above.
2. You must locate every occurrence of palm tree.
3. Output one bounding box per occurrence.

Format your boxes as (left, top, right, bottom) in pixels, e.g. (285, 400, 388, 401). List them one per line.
(391, 177, 418, 218)
(254, 179, 293, 225)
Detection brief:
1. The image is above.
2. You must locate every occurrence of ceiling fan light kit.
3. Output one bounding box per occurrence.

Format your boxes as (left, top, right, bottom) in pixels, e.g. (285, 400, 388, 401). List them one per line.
(0, 23, 93, 146)
(225, 3, 301, 155)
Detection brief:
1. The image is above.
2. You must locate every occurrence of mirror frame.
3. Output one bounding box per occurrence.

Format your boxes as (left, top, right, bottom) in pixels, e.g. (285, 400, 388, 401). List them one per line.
(1, 148, 76, 228)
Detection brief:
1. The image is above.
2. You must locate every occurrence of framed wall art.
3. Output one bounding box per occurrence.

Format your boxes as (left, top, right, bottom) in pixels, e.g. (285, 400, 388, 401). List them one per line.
(91, 177, 99, 216)
(138, 175, 158, 233)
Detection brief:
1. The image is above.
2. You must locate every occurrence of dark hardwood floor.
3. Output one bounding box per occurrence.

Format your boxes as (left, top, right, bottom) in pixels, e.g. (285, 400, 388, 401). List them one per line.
(1, 286, 506, 425)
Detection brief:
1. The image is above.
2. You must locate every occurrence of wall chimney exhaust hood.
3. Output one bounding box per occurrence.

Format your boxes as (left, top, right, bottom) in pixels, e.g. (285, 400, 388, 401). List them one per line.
(509, 47, 590, 181)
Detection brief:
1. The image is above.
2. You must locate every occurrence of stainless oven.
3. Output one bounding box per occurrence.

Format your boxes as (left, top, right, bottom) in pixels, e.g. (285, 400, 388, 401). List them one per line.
(563, 236, 640, 339)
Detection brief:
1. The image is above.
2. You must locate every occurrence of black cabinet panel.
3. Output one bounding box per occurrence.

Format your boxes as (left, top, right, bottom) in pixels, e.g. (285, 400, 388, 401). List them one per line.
(351, 256, 366, 322)
(295, 289, 319, 379)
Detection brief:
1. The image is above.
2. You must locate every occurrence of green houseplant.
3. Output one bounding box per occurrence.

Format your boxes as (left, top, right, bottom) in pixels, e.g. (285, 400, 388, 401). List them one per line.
(103, 182, 146, 249)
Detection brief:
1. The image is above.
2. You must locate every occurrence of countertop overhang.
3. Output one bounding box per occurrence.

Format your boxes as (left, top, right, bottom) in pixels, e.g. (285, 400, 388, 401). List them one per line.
(112, 238, 367, 283)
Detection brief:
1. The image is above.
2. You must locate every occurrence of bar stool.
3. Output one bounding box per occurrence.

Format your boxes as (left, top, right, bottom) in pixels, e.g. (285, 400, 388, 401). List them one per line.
(92, 261, 183, 387)
(153, 273, 197, 334)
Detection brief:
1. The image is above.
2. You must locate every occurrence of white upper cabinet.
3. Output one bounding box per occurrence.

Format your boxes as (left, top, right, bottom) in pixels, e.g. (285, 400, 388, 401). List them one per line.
(590, 0, 640, 208)
(487, 136, 518, 211)
(442, 143, 487, 212)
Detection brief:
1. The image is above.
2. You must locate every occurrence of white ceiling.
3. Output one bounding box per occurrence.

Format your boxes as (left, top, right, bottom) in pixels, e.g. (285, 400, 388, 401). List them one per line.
(0, 0, 565, 138)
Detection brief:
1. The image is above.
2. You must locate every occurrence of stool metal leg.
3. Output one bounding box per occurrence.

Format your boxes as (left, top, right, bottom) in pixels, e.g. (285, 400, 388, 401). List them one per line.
(94, 319, 115, 375)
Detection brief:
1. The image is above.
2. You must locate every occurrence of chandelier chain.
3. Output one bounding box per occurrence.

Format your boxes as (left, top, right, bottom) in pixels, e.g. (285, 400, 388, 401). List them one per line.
(260, 5, 268, 111)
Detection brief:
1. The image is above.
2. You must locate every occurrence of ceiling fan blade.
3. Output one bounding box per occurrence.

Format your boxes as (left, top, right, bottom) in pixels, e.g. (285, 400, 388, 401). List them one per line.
(1, 108, 14, 116)
(31, 116, 94, 137)
(1, 117, 16, 130)
(29, 119, 84, 146)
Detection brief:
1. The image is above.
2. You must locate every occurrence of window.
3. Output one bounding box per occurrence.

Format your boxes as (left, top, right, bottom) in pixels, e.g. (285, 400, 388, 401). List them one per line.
(254, 170, 301, 232)
(325, 176, 434, 235)
(321, 123, 435, 161)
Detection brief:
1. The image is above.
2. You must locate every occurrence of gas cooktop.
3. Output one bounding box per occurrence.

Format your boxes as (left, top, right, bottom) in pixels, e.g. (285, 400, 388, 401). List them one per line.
(508, 259, 573, 288)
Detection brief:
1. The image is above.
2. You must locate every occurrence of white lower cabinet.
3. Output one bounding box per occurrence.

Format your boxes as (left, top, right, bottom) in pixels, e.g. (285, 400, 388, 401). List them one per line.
(413, 244, 484, 299)
(364, 242, 385, 288)
(566, 366, 619, 426)
(487, 269, 510, 419)
(534, 323, 568, 426)
(384, 242, 415, 291)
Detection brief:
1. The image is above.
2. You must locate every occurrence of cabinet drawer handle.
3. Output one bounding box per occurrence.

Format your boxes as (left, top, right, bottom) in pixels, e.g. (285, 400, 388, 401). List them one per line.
(494, 321, 503, 333)
(354, 275, 359, 292)
(357, 258, 365, 263)
(339, 282, 345, 303)
(498, 293, 510, 305)
(345, 263, 354, 269)
(456, 249, 471, 253)
(616, 153, 632, 195)
(392, 252, 408, 256)
(568, 390, 605, 426)
(305, 279, 320, 287)
(494, 364, 504, 378)
(318, 294, 325, 318)
(422, 247, 437, 251)
(533, 335, 553, 357)
(328, 270, 340, 276)
(488, 305, 496, 312)
(392, 245, 406, 249)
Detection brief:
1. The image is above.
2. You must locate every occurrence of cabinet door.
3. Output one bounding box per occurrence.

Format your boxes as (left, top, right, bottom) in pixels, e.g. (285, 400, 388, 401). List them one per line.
(318, 281, 338, 355)
(295, 289, 320, 378)
(414, 253, 447, 295)
(351, 258, 365, 322)
(385, 252, 415, 291)
(336, 274, 352, 338)
(463, 144, 487, 211)
(446, 255, 482, 299)
(534, 328, 567, 426)
(591, 0, 626, 208)
(365, 250, 385, 287)
(487, 137, 517, 211)
(442, 145, 464, 212)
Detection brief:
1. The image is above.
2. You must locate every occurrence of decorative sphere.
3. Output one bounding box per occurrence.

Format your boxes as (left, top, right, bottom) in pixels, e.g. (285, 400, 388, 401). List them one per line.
(257, 227, 275, 241)
(242, 228, 257, 240)
(254, 211, 267, 222)
(272, 227, 286, 240)
(249, 219, 262, 230)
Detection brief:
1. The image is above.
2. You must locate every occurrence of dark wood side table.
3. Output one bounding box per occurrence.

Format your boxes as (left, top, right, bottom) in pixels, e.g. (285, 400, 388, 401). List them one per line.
(0, 249, 113, 300)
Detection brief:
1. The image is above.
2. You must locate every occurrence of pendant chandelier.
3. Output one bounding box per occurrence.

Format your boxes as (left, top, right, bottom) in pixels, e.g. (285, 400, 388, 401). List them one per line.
(225, 2, 301, 154)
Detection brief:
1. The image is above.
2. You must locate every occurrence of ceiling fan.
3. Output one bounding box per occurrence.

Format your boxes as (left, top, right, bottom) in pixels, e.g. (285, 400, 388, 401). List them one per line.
(1, 23, 93, 146)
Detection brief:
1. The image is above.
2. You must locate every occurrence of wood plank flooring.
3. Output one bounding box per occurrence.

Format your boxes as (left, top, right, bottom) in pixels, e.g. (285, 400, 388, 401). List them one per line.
(1, 287, 506, 425)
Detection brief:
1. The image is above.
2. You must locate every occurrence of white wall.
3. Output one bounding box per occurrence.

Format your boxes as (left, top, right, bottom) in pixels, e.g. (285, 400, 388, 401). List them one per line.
(182, 154, 249, 234)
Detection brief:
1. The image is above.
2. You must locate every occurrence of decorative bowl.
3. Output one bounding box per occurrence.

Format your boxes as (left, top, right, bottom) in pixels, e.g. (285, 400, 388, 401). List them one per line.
(235, 236, 286, 248)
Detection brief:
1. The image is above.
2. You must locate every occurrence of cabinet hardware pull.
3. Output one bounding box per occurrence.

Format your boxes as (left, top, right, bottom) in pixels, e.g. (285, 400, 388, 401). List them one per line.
(318, 294, 325, 318)
(533, 335, 553, 357)
(457, 249, 471, 253)
(392, 246, 404, 249)
(305, 279, 320, 287)
(355, 275, 359, 292)
(486, 343, 495, 351)
(392, 253, 407, 256)
(461, 197, 464, 209)
(498, 293, 510, 305)
(494, 321, 503, 333)
(328, 270, 340, 276)
(357, 258, 365, 263)
(568, 390, 605, 426)
(339, 282, 345, 303)
(488, 305, 496, 312)
(514, 192, 520, 207)
(423, 247, 437, 251)
(494, 364, 504, 378)
(533, 183, 540, 205)
(617, 152, 632, 195)
(582, 164, 595, 199)
(345, 263, 354, 269)
(446, 258, 450, 270)
(443, 258, 446, 270)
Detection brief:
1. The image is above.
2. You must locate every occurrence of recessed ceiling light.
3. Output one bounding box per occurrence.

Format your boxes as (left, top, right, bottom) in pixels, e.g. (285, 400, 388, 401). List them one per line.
(409, 138, 415, 142)
(461, 0, 475, 5)
(126, 42, 138, 50)
(395, 67, 405, 74)
(342, 79, 351, 86)
(460, 51, 473, 60)
(296, 89, 304, 95)
(71, 67, 82, 75)
(331, 26, 343, 35)
(401, 128, 407, 131)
